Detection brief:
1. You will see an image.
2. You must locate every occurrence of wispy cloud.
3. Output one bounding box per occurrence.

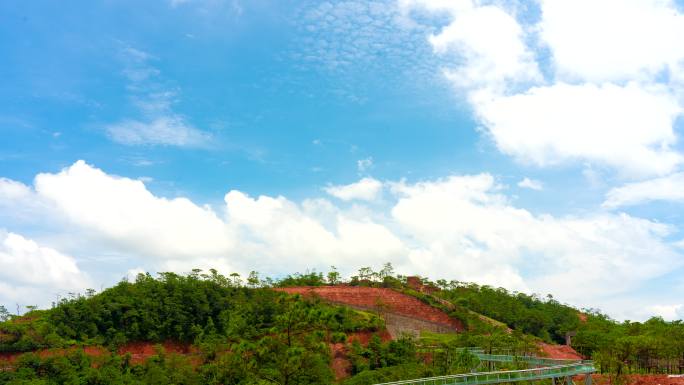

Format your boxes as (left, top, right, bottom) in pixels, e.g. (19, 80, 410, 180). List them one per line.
(517, 177, 543, 191)
(603, 172, 684, 208)
(357, 157, 373, 173)
(325, 177, 383, 201)
(104, 45, 210, 147)
(290, 0, 451, 102)
(106, 117, 210, 147)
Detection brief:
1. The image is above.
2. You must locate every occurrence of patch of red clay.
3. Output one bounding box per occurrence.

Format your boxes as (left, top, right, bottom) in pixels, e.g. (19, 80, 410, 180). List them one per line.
(578, 312, 588, 323)
(0, 345, 108, 365)
(276, 286, 464, 331)
(0, 341, 195, 366)
(590, 374, 684, 385)
(331, 342, 351, 380)
(346, 330, 392, 345)
(118, 341, 196, 364)
(329, 331, 393, 380)
(538, 342, 584, 360)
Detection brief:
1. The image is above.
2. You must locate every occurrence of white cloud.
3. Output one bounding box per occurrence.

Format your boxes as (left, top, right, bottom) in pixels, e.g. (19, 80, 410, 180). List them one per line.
(517, 177, 543, 191)
(0, 162, 404, 276)
(106, 116, 210, 147)
(0, 231, 89, 289)
(647, 304, 684, 321)
(325, 177, 383, 201)
(357, 157, 374, 172)
(0, 162, 682, 319)
(0, 177, 33, 203)
(405, 0, 684, 178)
(603, 172, 684, 208)
(0, 230, 91, 309)
(423, 1, 540, 91)
(105, 46, 210, 147)
(472, 82, 682, 177)
(34, 160, 234, 259)
(538, 0, 684, 83)
(389, 174, 679, 301)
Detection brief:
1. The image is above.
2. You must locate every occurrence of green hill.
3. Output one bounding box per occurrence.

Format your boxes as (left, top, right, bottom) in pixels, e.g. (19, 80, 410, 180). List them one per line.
(1, 266, 683, 384)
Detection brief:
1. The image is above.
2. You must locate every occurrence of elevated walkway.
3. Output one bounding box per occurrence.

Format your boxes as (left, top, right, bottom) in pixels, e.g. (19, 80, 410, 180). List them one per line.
(375, 348, 596, 385)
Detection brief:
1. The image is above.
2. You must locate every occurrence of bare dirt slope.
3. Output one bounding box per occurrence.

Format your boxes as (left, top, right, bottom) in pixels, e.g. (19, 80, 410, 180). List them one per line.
(276, 286, 464, 337)
(539, 342, 584, 360)
(591, 375, 684, 385)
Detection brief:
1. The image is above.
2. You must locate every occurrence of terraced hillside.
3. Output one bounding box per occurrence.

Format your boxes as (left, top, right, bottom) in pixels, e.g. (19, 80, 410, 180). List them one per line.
(276, 286, 464, 337)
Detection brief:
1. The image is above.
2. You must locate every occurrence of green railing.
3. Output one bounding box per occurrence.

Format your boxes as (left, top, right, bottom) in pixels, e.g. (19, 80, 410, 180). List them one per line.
(475, 353, 589, 367)
(375, 363, 594, 385)
(374, 348, 595, 385)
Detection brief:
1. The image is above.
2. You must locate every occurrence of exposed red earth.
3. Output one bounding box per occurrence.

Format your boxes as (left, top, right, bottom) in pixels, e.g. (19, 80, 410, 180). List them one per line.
(0, 287, 598, 381)
(591, 374, 684, 385)
(578, 312, 589, 323)
(275, 286, 464, 333)
(0, 341, 196, 365)
(538, 342, 584, 360)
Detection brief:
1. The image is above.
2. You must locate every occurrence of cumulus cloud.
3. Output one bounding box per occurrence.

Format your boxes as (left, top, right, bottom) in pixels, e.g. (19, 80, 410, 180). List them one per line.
(0, 231, 89, 289)
(424, 1, 540, 91)
(603, 172, 684, 208)
(517, 177, 543, 191)
(0, 230, 91, 309)
(0, 162, 404, 276)
(472, 82, 682, 177)
(537, 0, 684, 83)
(34, 160, 234, 259)
(4, 161, 682, 316)
(0, 161, 682, 318)
(389, 174, 679, 301)
(404, 0, 684, 178)
(324, 177, 383, 201)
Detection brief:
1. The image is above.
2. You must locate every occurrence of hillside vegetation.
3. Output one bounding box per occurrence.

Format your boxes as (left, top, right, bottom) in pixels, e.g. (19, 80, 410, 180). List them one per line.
(1, 264, 683, 384)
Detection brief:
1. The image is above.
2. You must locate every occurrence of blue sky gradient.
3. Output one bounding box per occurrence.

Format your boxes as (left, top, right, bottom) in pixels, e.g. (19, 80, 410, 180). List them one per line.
(2, 0, 684, 321)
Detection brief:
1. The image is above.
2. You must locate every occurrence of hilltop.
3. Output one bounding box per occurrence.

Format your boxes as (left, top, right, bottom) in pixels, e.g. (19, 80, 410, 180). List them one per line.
(1, 265, 683, 384)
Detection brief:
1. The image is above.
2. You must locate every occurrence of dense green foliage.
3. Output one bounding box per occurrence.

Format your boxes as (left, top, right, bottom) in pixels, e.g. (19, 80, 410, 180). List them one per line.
(432, 282, 579, 344)
(0, 270, 382, 353)
(0, 270, 387, 384)
(3, 264, 684, 384)
(574, 313, 684, 375)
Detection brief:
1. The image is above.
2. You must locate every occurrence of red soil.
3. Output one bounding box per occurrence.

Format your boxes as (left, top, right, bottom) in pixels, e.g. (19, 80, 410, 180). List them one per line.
(539, 342, 584, 360)
(276, 286, 464, 331)
(578, 312, 588, 323)
(0, 341, 195, 366)
(0, 345, 107, 364)
(118, 341, 198, 364)
(330, 331, 393, 380)
(591, 374, 684, 385)
(330, 342, 351, 380)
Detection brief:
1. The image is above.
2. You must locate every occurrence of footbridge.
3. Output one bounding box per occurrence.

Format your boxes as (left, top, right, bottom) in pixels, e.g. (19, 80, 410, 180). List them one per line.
(375, 348, 595, 385)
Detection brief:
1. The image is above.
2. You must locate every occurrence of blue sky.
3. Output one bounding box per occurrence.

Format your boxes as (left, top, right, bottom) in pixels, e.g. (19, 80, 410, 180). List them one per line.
(2, 0, 684, 321)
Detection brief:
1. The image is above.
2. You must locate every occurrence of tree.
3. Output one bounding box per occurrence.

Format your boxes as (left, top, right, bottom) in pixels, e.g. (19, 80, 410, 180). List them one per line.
(247, 271, 260, 288)
(0, 305, 10, 321)
(229, 272, 241, 287)
(379, 263, 394, 280)
(327, 266, 340, 285)
(358, 267, 373, 282)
